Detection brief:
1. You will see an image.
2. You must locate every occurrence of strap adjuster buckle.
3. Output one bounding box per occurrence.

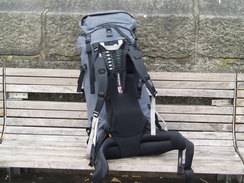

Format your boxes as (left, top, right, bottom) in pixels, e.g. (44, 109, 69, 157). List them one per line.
(98, 92, 105, 98)
(106, 28, 113, 37)
(93, 111, 99, 118)
(80, 64, 87, 71)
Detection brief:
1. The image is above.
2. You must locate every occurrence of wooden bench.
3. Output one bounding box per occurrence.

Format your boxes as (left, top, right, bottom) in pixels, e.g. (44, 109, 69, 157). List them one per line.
(0, 68, 243, 177)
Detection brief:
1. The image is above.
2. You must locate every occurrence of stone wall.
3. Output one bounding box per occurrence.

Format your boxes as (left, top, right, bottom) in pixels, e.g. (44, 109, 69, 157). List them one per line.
(0, 0, 243, 72)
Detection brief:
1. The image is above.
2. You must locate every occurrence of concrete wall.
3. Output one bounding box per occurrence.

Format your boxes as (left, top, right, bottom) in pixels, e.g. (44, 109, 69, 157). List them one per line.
(0, 0, 243, 72)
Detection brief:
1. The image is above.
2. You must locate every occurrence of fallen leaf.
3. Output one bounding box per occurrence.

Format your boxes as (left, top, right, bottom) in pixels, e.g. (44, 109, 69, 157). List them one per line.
(132, 175, 141, 178)
(111, 177, 121, 183)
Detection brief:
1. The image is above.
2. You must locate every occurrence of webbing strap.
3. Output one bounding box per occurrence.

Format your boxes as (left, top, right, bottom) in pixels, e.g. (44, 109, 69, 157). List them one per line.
(155, 111, 168, 131)
(85, 35, 95, 94)
(86, 116, 99, 158)
(128, 46, 157, 97)
(86, 55, 108, 158)
(177, 139, 195, 183)
(185, 169, 195, 183)
(150, 96, 156, 136)
(77, 64, 87, 92)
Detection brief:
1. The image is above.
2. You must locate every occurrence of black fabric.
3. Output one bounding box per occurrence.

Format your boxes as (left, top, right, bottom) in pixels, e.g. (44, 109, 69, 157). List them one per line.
(85, 35, 95, 94)
(91, 72, 195, 183)
(93, 131, 195, 183)
(127, 46, 157, 97)
(77, 64, 87, 92)
(90, 44, 194, 183)
(105, 74, 147, 157)
(93, 56, 108, 115)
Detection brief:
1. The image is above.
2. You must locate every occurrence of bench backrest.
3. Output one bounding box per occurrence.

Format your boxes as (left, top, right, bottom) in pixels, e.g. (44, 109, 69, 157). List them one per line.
(4, 68, 237, 151)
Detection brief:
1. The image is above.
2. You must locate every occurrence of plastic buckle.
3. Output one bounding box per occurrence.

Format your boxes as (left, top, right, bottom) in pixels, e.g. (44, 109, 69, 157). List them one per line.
(80, 64, 87, 71)
(85, 34, 91, 44)
(93, 111, 99, 118)
(98, 92, 105, 98)
(92, 43, 99, 52)
(106, 28, 113, 37)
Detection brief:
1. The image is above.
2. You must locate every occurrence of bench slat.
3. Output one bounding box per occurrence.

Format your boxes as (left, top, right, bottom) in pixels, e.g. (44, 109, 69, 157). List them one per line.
(161, 114, 232, 123)
(157, 89, 234, 98)
(237, 74, 244, 81)
(237, 82, 244, 89)
(235, 124, 244, 132)
(236, 133, 244, 140)
(6, 84, 77, 93)
(235, 116, 244, 123)
(0, 157, 242, 175)
(6, 109, 232, 123)
(3, 131, 233, 142)
(236, 107, 244, 115)
(6, 118, 88, 128)
(6, 85, 235, 98)
(6, 68, 79, 77)
(6, 77, 77, 86)
(237, 90, 244, 98)
(5, 126, 86, 136)
(149, 72, 236, 82)
(166, 122, 232, 132)
(237, 99, 244, 107)
(157, 105, 233, 115)
(0, 147, 240, 161)
(153, 81, 235, 89)
(7, 101, 233, 115)
(7, 109, 86, 119)
(6, 101, 86, 111)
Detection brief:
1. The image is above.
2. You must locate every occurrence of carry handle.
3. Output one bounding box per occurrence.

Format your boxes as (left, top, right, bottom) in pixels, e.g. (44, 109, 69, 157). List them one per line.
(81, 10, 134, 25)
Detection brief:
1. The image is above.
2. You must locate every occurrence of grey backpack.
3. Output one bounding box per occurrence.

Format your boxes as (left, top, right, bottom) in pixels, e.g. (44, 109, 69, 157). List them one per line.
(76, 10, 195, 183)
(77, 10, 160, 157)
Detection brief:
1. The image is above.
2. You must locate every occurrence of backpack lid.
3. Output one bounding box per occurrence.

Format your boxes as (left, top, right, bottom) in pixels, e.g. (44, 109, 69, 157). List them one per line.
(80, 10, 136, 33)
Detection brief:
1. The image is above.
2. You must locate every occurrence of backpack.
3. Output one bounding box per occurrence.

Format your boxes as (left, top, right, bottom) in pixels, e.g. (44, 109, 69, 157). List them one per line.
(77, 10, 195, 183)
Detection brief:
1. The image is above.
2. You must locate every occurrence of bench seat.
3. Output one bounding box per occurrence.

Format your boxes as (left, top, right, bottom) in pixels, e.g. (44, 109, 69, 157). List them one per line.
(0, 68, 243, 175)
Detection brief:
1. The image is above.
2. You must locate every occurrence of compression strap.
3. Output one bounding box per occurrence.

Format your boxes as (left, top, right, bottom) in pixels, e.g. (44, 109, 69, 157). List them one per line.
(150, 96, 156, 135)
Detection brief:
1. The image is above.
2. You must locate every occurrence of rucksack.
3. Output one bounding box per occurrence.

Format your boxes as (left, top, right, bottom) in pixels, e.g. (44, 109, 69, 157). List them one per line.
(77, 10, 195, 183)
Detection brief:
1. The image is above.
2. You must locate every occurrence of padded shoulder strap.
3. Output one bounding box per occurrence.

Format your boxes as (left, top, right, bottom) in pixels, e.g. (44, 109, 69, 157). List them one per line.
(86, 55, 108, 158)
(128, 46, 157, 97)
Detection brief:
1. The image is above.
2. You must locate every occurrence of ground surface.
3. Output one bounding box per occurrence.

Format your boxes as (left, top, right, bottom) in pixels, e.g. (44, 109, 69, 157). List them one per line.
(0, 169, 239, 183)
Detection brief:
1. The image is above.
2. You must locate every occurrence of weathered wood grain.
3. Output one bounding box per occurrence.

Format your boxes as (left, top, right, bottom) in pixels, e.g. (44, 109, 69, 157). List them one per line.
(6, 84, 77, 93)
(149, 72, 236, 82)
(237, 73, 244, 81)
(237, 99, 244, 107)
(6, 101, 86, 111)
(166, 122, 232, 132)
(156, 105, 233, 115)
(6, 68, 79, 77)
(153, 81, 235, 89)
(237, 90, 244, 98)
(6, 77, 77, 86)
(6, 109, 87, 119)
(157, 89, 234, 98)
(5, 126, 86, 136)
(6, 118, 88, 128)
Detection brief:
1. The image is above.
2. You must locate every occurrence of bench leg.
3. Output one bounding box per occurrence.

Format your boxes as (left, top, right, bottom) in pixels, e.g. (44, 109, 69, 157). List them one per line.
(217, 175, 239, 183)
(6, 168, 21, 181)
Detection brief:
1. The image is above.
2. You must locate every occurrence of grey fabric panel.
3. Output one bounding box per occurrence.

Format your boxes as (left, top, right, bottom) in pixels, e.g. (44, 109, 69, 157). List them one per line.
(139, 85, 151, 121)
(81, 10, 136, 33)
